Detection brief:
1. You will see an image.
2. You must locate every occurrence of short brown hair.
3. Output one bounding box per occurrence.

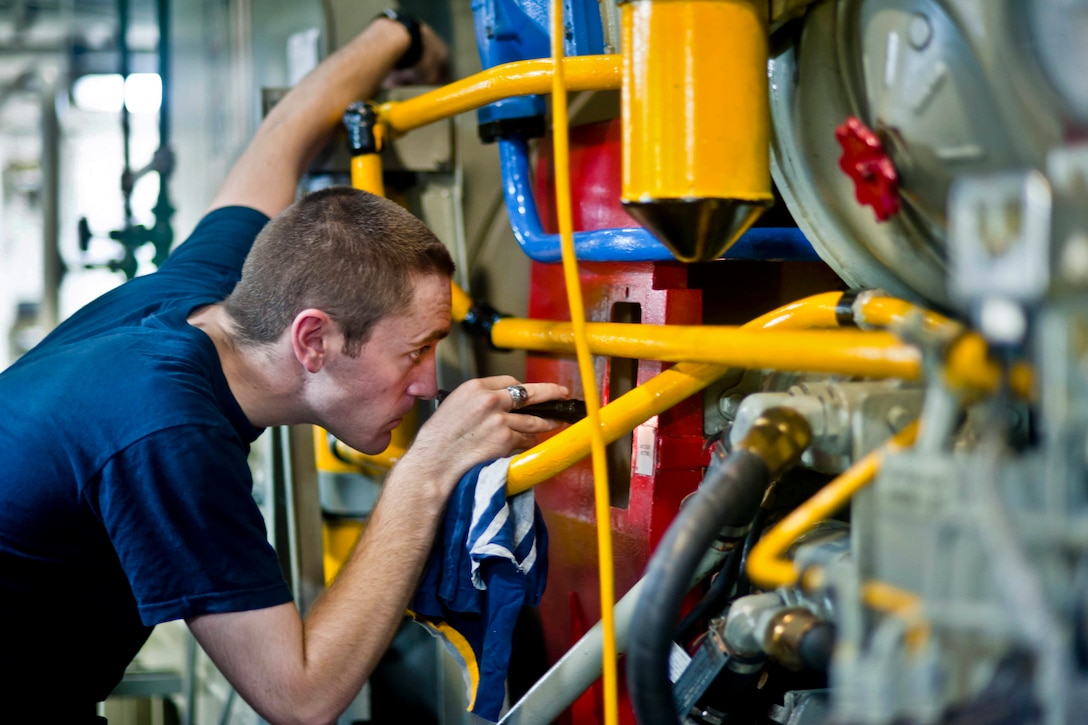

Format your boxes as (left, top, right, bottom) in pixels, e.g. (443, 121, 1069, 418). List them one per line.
(223, 186, 455, 355)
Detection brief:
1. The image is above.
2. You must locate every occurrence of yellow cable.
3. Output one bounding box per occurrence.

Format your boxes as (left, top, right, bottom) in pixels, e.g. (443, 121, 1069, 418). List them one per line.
(550, 4, 618, 723)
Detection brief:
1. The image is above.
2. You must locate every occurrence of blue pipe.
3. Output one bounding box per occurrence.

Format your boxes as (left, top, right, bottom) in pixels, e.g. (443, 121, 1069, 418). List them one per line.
(498, 138, 820, 263)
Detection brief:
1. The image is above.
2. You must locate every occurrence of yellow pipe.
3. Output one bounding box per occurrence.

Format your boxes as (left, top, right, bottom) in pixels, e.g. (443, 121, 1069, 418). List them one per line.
(849, 295, 1033, 399)
(351, 153, 385, 197)
(376, 55, 622, 134)
(746, 421, 920, 590)
(507, 362, 727, 493)
(861, 580, 921, 616)
(332, 439, 407, 474)
(322, 146, 405, 476)
(945, 331, 1034, 400)
(550, 4, 619, 721)
(313, 426, 361, 475)
(746, 290, 953, 333)
(847, 294, 1032, 398)
(861, 580, 930, 651)
(491, 315, 1033, 398)
(450, 281, 473, 324)
(323, 518, 365, 585)
(856, 295, 957, 333)
(491, 319, 921, 379)
(745, 292, 843, 330)
(324, 407, 418, 476)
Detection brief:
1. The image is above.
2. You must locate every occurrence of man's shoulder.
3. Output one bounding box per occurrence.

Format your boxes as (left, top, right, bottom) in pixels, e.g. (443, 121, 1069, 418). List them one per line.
(7, 317, 227, 431)
(161, 205, 270, 273)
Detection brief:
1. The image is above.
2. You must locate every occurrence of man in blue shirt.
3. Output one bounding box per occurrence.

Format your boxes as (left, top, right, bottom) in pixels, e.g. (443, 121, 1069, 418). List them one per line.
(0, 12, 567, 723)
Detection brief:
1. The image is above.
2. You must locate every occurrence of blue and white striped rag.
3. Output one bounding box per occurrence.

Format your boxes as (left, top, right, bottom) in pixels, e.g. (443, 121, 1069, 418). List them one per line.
(409, 457, 549, 722)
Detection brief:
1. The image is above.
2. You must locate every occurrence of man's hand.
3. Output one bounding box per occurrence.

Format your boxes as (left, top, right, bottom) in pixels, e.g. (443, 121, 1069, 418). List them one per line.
(382, 21, 450, 89)
(403, 376, 571, 493)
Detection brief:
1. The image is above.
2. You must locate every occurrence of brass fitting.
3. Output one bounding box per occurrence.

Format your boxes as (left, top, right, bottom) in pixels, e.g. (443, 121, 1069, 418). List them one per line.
(734, 407, 812, 479)
(762, 607, 822, 671)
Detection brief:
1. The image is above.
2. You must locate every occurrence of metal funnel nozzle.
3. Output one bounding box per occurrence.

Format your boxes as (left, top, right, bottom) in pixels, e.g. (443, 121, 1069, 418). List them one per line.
(624, 197, 771, 263)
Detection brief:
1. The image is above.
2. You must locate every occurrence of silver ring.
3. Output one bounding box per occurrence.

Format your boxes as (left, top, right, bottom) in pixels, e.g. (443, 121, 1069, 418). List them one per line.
(506, 384, 529, 411)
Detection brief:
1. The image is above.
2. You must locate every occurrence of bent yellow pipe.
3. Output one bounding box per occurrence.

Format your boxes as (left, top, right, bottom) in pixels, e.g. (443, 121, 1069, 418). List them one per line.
(861, 580, 930, 651)
(377, 55, 622, 134)
(746, 290, 954, 333)
(856, 294, 957, 333)
(945, 331, 1034, 399)
(745, 292, 843, 330)
(332, 439, 407, 474)
(746, 421, 919, 590)
(507, 361, 727, 493)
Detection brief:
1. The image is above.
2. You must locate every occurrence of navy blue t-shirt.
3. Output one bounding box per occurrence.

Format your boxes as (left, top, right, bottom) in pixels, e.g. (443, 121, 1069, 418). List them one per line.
(0, 206, 294, 706)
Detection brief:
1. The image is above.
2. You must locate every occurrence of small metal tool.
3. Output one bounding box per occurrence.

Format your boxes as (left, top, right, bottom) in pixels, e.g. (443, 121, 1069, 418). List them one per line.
(434, 390, 587, 423)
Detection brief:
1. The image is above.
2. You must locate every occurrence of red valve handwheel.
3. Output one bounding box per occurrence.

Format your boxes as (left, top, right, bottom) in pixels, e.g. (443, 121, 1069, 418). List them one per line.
(835, 116, 900, 222)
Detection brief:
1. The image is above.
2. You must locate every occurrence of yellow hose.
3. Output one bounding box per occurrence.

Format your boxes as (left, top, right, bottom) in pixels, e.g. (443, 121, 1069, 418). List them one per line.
(550, 4, 618, 723)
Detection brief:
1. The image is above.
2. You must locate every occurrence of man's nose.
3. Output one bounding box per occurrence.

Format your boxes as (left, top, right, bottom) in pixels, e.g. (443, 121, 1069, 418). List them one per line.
(406, 357, 439, 399)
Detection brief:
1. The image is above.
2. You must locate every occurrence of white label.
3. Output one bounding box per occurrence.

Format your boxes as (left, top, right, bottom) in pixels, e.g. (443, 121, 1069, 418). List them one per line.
(635, 425, 656, 476)
(668, 642, 692, 683)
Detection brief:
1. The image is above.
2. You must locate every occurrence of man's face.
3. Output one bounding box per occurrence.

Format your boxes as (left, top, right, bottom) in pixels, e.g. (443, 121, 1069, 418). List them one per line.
(320, 273, 451, 454)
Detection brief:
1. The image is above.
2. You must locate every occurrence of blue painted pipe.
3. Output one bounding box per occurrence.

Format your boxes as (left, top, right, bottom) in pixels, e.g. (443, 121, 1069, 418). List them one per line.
(498, 138, 820, 263)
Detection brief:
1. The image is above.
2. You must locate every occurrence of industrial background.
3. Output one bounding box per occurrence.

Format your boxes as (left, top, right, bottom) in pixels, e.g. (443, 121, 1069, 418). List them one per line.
(2, 0, 1087, 723)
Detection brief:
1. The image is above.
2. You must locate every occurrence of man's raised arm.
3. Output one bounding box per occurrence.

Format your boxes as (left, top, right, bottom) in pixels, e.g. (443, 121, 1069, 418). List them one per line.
(207, 14, 447, 218)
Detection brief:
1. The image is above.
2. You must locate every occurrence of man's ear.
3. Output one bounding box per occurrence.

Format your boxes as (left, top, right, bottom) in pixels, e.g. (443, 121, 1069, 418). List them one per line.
(291, 309, 337, 373)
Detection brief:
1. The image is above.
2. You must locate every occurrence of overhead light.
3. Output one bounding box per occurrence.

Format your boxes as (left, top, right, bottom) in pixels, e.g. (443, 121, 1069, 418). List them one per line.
(71, 73, 161, 114)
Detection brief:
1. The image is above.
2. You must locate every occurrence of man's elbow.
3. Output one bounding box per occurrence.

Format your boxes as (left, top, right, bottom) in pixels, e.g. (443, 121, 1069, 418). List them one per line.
(253, 697, 351, 725)
(244, 677, 363, 725)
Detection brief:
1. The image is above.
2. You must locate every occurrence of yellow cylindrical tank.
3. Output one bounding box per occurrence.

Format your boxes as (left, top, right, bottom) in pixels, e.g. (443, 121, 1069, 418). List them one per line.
(620, 0, 772, 262)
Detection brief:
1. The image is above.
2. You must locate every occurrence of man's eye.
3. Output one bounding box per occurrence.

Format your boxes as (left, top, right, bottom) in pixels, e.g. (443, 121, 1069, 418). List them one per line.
(410, 346, 430, 362)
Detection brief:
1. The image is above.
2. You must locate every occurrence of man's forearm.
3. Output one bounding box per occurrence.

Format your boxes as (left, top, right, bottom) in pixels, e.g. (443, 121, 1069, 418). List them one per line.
(187, 456, 454, 725)
(299, 456, 453, 691)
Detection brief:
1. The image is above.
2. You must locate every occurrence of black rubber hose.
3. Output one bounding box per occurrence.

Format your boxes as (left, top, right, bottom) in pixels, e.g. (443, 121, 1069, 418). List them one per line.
(734, 504, 770, 599)
(674, 503, 767, 643)
(627, 449, 772, 725)
(674, 546, 740, 644)
(798, 622, 835, 672)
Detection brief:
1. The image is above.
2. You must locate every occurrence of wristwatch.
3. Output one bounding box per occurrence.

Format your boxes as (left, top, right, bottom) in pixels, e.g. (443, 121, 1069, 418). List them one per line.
(376, 8, 424, 69)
